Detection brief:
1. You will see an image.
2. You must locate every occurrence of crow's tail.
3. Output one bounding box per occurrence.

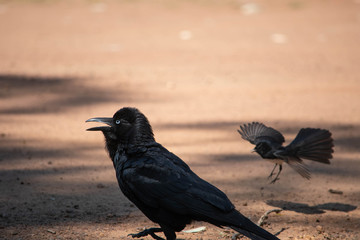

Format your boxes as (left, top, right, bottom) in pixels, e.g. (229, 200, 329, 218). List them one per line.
(230, 226, 279, 240)
(224, 211, 280, 240)
(279, 128, 334, 164)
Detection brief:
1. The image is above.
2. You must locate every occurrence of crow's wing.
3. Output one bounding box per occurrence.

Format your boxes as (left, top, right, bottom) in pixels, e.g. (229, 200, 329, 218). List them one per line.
(122, 145, 235, 217)
(120, 145, 279, 240)
(238, 122, 285, 145)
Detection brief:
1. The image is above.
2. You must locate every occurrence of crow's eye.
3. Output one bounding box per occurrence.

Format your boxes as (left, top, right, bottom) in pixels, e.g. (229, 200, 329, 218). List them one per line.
(115, 120, 121, 125)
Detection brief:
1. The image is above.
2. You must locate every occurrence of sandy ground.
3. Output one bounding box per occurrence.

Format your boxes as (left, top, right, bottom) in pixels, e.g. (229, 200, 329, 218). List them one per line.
(1, 0, 360, 239)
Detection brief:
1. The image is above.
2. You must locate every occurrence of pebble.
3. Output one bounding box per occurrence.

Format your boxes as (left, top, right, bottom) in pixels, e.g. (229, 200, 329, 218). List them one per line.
(316, 225, 324, 234)
(47, 229, 56, 234)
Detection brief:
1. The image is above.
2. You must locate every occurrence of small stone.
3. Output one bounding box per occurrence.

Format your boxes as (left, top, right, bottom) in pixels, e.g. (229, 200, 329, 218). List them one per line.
(316, 225, 324, 233)
(304, 235, 314, 240)
(47, 229, 56, 234)
(66, 209, 74, 214)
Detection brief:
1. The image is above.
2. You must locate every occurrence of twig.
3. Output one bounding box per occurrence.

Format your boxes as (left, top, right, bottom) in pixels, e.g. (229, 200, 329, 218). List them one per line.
(232, 233, 239, 240)
(257, 209, 282, 226)
(329, 189, 343, 195)
(182, 226, 206, 233)
(46, 229, 56, 234)
(274, 227, 288, 236)
(231, 208, 283, 240)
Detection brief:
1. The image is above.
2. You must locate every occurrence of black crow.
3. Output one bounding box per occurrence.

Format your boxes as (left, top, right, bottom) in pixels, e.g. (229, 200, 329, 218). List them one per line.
(238, 122, 334, 183)
(86, 107, 279, 240)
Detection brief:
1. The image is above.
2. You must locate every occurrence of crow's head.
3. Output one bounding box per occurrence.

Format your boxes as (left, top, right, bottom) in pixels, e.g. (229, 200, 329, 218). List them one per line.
(86, 107, 154, 145)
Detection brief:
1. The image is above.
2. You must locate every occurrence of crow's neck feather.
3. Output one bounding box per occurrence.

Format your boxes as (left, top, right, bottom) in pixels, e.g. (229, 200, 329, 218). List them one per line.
(102, 117, 155, 159)
(132, 111, 155, 145)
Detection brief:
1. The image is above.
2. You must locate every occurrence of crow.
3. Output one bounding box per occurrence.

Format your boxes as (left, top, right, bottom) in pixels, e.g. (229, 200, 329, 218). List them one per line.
(238, 122, 334, 183)
(86, 107, 279, 240)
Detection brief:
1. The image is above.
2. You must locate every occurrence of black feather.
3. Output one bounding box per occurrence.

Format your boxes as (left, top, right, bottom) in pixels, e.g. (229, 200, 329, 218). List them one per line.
(283, 128, 334, 163)
(238, 122, 285, 145)
(87, 108, 279, 240)
(238, 122, 334, 182)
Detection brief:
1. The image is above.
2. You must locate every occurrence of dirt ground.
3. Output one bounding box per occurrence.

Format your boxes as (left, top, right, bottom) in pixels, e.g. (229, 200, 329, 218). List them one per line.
(1, 0, 360, 239)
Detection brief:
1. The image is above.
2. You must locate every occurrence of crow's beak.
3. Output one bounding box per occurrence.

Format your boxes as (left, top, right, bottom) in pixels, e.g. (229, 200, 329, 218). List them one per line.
(251, 148, 256, 153)
(86, 117, 114, 131)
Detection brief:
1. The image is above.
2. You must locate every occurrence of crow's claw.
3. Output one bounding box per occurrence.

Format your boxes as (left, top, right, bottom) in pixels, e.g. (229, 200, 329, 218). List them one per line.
(128, 228, 164, 240)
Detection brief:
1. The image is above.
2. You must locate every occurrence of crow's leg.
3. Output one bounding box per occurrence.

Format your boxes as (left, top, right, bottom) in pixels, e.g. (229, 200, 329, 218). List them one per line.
(267, 164, 278, 179)
(270, 164, 282, 184)
(128, 227, 164, 240)
(160, 224, 176, 240)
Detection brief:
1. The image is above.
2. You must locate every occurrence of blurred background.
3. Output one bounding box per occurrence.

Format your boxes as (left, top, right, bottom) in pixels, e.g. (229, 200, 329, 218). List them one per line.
(1, 0, 359, 239)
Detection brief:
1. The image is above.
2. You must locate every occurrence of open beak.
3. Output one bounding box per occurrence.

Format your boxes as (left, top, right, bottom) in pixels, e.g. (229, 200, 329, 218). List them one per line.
(86, 117, 114, 131)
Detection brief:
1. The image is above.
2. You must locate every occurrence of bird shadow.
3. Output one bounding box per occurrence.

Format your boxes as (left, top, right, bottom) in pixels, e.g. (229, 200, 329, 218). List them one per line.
(266, 200, 357, 214)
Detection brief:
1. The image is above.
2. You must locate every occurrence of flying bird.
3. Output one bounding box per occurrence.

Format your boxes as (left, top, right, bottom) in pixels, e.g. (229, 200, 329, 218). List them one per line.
(238, 122, 334, 183)
(86, 107, 279, 240)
